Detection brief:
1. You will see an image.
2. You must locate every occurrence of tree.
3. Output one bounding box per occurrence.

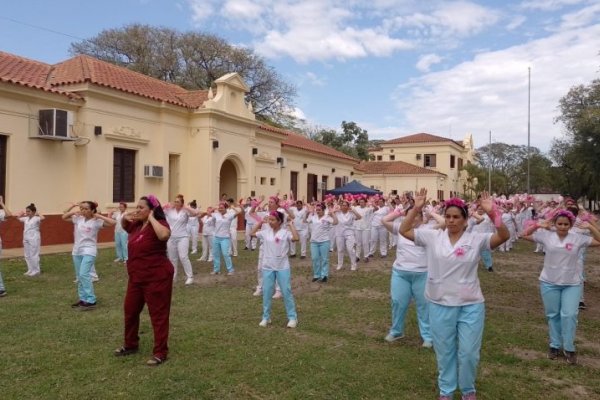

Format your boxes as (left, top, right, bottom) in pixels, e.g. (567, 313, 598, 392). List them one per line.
(309, 121, 371, 161)
(70, 24, 297, 121)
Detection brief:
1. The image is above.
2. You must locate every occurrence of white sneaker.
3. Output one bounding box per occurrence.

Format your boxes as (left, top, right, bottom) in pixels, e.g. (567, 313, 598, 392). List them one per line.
(24, 272, 32, 276)
(73, 278, 78, 283)
(272, 291, 282, 299)
(185, 277, 194, 285)
(28, 272, 40, 277)
(258, 319, 271, 327)
(253, 289, 262, 296)
(227, 271, 235, 276)
(210, 271, 220, 275)
(287, 319, 298, 328)
(113, 258, 122, 262)
(384, 333, 404, 343)
(422, 341, 433, 348)
(336, 266, 343, 271)
(92, 276, 100, 282)
(351, 266, 358, 271)
(190, 250, 197, 254)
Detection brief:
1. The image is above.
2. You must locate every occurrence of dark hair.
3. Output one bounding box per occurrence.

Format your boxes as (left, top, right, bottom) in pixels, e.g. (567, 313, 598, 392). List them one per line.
(140, 196, 166, 221)
(269, 210, 284, 223)
(566, 206, 579, 217)
(119, 202, 127, 208)
(176, 194, 184, 204)
(227, 198, 234, 204)
(26, 203, 37, 213)
(189, 200, 197, 209)
(82, 201, 98, 213)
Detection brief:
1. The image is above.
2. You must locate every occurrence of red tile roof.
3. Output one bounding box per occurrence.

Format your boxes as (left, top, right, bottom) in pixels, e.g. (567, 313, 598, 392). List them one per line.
(358, 161, 445, 176)
(0, 51, 209, 108)
(383, 132, 463, 147)
(0, 51, 81, 100)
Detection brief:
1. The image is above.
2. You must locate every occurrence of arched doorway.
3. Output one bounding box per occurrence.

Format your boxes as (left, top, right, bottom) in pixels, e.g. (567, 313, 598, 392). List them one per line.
(219, 159, 238, 201)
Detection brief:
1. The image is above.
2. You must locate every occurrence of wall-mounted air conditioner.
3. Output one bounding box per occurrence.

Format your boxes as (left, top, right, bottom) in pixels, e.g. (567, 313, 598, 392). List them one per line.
(37, 109, 73, 140)
(144, 165, 164, 178)
(416, 154, 422, 160)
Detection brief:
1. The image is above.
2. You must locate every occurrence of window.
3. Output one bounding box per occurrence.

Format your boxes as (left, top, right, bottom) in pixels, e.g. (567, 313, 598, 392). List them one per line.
(458, 158, 464, 169)
(335, 177, 342, 188)
(113, 148, 135, 202)
(450, 155, 455, 168)
(437, 190, 444, 201)
(260, 177, 266, 185)
(391, 190, 398, 195)
(424, 154, 436, 167)
(290, 171, 298, 196)
(389, 155, 395, 161)
(0, 135, 6, 198)
(377, 155, 382, 161)
(270, 178, 276, 186)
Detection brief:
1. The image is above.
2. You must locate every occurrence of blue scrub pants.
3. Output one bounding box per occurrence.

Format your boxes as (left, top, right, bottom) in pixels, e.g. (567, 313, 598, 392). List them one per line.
(115, 231, 128, 261)
(262, 268, 297, 321)
(389, 269, 431, 342)
(540, 282, 581, 352)
(480, 249, 493, 270)
(212, 236, 234, 273)
(429, 302, 485, 398)
(73, 255, 97, 303)
(310, 240, 330, 279)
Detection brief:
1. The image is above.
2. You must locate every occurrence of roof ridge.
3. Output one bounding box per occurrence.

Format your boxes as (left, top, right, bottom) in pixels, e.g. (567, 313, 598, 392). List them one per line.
(0, 51, 50, 67)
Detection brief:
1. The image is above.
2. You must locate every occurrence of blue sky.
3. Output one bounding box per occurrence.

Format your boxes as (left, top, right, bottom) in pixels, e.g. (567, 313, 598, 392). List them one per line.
(1, 0, 599, 152)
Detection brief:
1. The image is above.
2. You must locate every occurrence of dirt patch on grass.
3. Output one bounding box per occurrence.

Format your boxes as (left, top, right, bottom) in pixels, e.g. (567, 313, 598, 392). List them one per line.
(348, 288, 387, 301)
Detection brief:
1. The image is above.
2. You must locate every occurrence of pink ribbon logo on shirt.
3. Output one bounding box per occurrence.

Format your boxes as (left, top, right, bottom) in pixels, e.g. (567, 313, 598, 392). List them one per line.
(565, 243, 574, 251)
(454, 247, 465, 257)
(275, 237, 280, 244)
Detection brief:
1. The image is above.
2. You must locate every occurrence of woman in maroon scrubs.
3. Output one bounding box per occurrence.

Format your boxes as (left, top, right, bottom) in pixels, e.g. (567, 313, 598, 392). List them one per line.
(114, 195, 174, 366)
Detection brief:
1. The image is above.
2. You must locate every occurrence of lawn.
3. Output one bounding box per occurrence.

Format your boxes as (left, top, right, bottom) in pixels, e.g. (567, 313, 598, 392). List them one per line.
(0, 241, 599, 399)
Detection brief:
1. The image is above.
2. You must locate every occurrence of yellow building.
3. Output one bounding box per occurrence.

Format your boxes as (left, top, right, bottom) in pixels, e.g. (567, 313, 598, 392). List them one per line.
(0, 51, 358, 247)
(362, 132, 477, 200)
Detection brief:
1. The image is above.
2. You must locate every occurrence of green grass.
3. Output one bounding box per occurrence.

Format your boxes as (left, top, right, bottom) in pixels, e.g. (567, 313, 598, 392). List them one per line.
(0, 241, 599, 399)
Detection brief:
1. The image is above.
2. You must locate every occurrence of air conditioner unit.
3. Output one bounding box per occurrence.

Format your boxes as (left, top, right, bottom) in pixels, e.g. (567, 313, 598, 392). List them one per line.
(276, 157, 287, 168)
(144, 165, 164, 178)
(38, 109, 73, 139)
(416, 154, 422, 160)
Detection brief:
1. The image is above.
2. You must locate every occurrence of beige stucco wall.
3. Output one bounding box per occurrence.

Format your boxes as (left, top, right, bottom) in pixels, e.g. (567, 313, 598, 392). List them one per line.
(360, 174, 443, 199)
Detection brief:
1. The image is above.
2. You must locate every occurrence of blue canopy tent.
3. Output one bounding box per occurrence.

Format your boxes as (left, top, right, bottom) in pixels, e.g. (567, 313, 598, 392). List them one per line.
(326, 180, 382, 196)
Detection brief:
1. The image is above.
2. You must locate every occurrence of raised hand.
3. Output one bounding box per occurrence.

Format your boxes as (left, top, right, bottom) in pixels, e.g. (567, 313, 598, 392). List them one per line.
(479, 191, 494, 214)
(414, 188, 427, 210)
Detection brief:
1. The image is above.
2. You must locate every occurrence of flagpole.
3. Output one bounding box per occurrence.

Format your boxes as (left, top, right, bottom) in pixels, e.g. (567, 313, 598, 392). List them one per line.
(527, 67, 531, 194)
(488, 130, 492, 193)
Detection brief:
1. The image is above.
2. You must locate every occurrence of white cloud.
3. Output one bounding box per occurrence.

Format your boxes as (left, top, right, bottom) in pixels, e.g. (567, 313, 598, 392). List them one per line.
(416, 53, 442, 72)
(222, 0, 264, 20)
(187, 0, 215, 23)
(305, 72, 326, 87)
(506, 15, 527, 30)
(389, 24, 600, 151)
(520, 0, 587, 11)
(558, 3, 600, 30)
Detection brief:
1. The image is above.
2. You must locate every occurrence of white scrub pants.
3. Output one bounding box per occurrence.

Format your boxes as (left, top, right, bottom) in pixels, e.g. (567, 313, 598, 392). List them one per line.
(354, 229, 370, 259)
(369, 225, 388, 257)
(245, 223, 257, 250)
(167, 236, 193, 280)
(230, 225, 238, 256)
(290, 229, 308, 257)
(24, 235, 41, 275)
(199, 234, 213, 262)
(336, 233, 357, 269)
(188, 225, 199, 253)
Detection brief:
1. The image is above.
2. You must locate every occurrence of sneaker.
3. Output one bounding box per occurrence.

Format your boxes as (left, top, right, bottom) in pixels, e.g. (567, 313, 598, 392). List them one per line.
(311, 277, 319, 282)
(92, 276, 100, 282)
(364, 257, 370, 263)
(114, 346, 138, 357)
(24, 272, 32, 276)
(210, 271, 220, 275)
(422, 341, 433, 348)
(579, 302, 587, 310)
(384, 333, 404, 343)
(336, 266, 343, 271)
(190, 250, 197, 255)
(185, 277, 194, 285)
(0, 290, 6, 297)
(76, 301, 97, 311)
(71, 300, 84, 308)
(227, 271, 235, 276)
(290, 254, 297, 258)
(28, 272, 40, 277)
(462, 393, 477, 400)
(73, 278, 79, 283)
(300, 255, 306, 259)
(146, 356, 166, 366)
(272, 291, 282, 299)
(320, 276, 328, 283)
(564, 350, 577, 365)
(548, 347, 560, 360)
(287, 319, 298, 328)
(350, 266, 358, 271)
(252, 289, 262, 297)
(113, 258, 122, 262)
(487, 267, 494, 272)
(356, 257, 360, 263)
(258, 319, 271, 327)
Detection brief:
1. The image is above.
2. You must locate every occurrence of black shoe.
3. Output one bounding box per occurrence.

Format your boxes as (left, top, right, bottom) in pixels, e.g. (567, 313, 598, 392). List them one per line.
(312, 277, 319, 282)
(251, 248, 255, 251)
(364, 257, 370, 263)
(71, 300, 84, 308)
(0, 290, 6, 297)
(114, 347, 139, 357)
(487, 267, 494, 272)
(356, 257, 360, 263)
(548, 347, 560, 360)
(244, 247, 249, 250)
(300, 256, 306, 259)
(320, 277, 328, 283)
(76, 301, 97, 311)
(579, 302, 586, 310)
(564, 350, 577, 365)
(290, 254, 297, 258)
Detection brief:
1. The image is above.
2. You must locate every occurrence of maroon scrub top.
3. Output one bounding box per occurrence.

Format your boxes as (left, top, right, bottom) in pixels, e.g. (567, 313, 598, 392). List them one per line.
(125, 219, 174, 283)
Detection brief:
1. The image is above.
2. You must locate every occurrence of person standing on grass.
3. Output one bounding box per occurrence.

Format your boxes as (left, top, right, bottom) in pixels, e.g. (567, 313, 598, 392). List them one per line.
(251, 211, 299, 328)
(400, 189, 509, 400)
(114, 195, 173, 366)
(289, 200, 308, 259)
(16, 203, 44, 277)
(522, 210, 600, 365)
(187, 200, 200, 255)
(381, 206, 432, 348)
(111, 202, 128, 264)
(306, 202, 338, 283)
(333, 200, 361, 271)
(353, 197, 373, 263)
(198, 207, 215, 263)
(227, 198, 240, 257)
(468, 205, 495, 272)
(210, 201, 242, 275)
(164, 194, 199, 285)
(0, 196, 11, 297)
(369, 197, 390, 259)
(63, 201, 116, 311)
